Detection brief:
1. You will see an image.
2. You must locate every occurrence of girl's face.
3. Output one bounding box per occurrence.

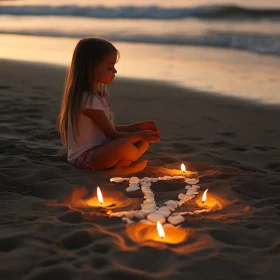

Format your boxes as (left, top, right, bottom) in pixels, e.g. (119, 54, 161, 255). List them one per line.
(93, 52, 118, 85)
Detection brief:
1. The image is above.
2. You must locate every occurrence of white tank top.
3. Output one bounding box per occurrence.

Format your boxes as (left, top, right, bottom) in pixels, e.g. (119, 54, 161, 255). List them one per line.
(67, 91, 114, 164)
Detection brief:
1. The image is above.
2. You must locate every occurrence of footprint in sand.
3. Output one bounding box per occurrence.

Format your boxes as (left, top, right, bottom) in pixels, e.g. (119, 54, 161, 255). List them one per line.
(0, 236, 21, 252)
(267, 162, 280, 172)
(62, 230, 93, 250)
(254, 146, 277, 152)
(58, 210, 84, 224)
(186, 136, 203, 141)
(218, 132, 236, 138)
(92, 242, 112, 254)
(91, 256, 110, 270)
(205, 141, 228, 148)
(0, 85, 11, 90)
(231, 146, 249, 152)
(204, 116, 219, 123)
(245, 224, 261, 230)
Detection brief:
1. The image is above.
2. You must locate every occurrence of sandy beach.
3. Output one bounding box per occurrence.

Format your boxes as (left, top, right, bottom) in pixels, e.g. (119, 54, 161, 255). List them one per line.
(0, 58, 279, 279)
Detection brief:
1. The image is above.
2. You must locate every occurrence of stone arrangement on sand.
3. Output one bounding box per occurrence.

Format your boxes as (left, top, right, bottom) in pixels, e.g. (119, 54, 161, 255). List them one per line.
(107, 175, 209, 228)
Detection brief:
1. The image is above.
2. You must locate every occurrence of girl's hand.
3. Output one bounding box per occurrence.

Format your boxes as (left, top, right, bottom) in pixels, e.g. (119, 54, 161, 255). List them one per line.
(140, 130, 160, 143)
(139, 120, 160, 132)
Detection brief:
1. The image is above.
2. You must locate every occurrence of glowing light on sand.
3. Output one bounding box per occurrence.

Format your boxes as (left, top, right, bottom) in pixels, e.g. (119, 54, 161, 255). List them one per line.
(181, 163, 186, 173)
(202, 189, 208, 203)
(97, 186, 103, 205)
(157, 222, 165, 239)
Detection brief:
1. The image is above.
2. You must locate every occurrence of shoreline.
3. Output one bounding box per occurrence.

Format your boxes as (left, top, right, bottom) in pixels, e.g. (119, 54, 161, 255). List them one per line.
(1, 57, 280, 109)
(1, 33, 280, 104)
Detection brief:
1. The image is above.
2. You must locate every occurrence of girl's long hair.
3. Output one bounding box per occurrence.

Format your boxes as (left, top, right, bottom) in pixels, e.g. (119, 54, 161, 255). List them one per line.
(57, 37, 119, 146)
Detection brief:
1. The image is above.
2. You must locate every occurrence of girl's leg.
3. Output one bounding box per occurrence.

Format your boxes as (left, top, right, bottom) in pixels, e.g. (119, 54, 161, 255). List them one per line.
(91, 138, 149, 170)
(113, 140, 149, 168)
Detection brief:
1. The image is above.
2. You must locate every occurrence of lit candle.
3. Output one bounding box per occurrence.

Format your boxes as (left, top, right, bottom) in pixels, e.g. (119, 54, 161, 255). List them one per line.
(157, 221, 165, 239)
(126, 223, 188, 244)
(181, 163, 186, 174)
(97, 186, 103, 206)
(195, 189, 223, 210)
(202, 189, 208, 204)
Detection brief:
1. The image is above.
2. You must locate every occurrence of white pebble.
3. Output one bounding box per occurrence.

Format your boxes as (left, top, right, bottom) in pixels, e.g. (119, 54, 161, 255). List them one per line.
(163, 176, 173, 180)
(141, 205, 156, 211)
(173, 175, 184, 179)
(134, 210, 145, 220)
(177, 200, 185, 207)
(140, 177, 151, 183)
(179, 211, 194, 216)
(141, 202, 156, 208)
(129, 176, 140, 184)
(122, 217, 134, 224)
(158, 206, 172, 212)
(144, 194, 155, 200)
(168, 215, 185, 225)
(185, 185, 192, 190)
(126, 185, 140, 192)
(164, 200, 178, 208)
(151, 178, 158, 182)
(147, 213, 166, 224)
(185, 195, 195, 200)
(141, 182, 152, 188)
(163, 223, 175, 228)
(142, 187, 152, 192)
(109, 211, 127, 218)
(193, 209, 210, 214)
(185, 178, 199, 185)
(139, 219, 153, 225)
(192, 185, 200, 189)
(157, 208, 171, 217)
(141, 208, 156, 215)
(178, 193, 187, 200)
(110, 177, 127, 183)
(143, 193, 154, 198)
(186, 191, 198, 195)
(125, 212, 135, 220)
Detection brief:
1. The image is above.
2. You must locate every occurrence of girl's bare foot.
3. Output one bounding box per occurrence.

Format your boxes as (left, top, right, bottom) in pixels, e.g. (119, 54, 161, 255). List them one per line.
(113, 159, 148, 176)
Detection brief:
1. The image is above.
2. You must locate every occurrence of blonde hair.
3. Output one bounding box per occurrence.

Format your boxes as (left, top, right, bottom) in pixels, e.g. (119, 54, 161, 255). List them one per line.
(57, 37, 119, 146)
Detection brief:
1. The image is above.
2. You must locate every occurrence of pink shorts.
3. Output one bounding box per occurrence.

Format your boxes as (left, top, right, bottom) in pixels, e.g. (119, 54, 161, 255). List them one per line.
(75, 147, 99, 169)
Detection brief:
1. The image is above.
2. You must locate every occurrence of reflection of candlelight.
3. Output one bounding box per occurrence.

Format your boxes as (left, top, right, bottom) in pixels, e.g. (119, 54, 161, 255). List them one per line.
(195, 190, 223, 210)
(202, 189, 208, 204)
(126, 223, 188, 244)
(157, 222, 165, 239)
(97, 186, 103, 205)
(181, 163, 186, 173)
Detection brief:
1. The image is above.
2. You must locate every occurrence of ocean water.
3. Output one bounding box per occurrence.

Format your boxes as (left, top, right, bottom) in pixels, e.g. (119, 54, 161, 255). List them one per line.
(0, 0, 279, 103)
(0, 0, 280, 56)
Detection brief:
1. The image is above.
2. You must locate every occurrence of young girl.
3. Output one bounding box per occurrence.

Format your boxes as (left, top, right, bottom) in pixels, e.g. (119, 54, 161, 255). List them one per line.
(57, 37, 160, 171)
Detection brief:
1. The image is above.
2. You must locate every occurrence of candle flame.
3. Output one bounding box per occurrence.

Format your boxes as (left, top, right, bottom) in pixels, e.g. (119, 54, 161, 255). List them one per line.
(181, 163, 186, 173)
(157, 221, 165, 239)
(97, 186, 103, 205)
(202, 189, 208, 203)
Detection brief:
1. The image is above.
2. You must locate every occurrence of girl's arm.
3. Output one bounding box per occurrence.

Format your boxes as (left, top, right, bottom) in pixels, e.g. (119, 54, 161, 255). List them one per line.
(83, 109, 159, 143)
(115, 123, 140, 132)
(116, 120, 160, 133)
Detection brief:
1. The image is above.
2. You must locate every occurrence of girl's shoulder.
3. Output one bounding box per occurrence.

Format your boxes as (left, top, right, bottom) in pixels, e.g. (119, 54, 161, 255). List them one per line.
(82, 91, 106, 110)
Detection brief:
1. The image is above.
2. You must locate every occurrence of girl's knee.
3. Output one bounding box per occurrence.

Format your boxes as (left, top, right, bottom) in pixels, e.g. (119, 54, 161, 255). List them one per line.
(116, 138, 132, 148)
(116, 138, 138, 159)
